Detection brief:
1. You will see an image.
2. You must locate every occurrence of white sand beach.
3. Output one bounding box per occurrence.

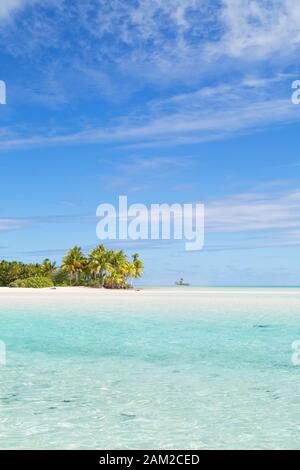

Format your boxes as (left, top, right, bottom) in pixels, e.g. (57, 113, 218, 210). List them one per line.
(0, 286, 300, 307)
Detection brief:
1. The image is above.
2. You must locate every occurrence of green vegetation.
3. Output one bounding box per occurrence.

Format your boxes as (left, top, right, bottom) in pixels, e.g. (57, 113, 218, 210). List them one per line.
(0, 258, 56, 287)
(10, 276, 54, 288)
(0, 245, 144, 289)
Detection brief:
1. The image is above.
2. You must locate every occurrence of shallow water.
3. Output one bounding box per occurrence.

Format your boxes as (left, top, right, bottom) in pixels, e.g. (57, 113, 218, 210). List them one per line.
(0, 288, 300, 449)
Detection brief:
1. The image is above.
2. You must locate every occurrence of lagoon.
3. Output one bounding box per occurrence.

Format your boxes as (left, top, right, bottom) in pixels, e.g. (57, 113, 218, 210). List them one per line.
(0, 287, 299, 449)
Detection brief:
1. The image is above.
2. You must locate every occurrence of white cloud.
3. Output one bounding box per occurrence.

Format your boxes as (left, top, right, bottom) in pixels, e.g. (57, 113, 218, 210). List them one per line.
(3, 0, 299, 85)
(0, 218, 29, 231)
(0, 74, 298, 150)
(206, 189, 300, 233)
(106, 185, 300, 238)
(0, 0, 35, 21)
(2, 184, 300, 252)
(219, 0, 300, 60)
(0, 1, 300, 150)
(150, 187, 300, 236)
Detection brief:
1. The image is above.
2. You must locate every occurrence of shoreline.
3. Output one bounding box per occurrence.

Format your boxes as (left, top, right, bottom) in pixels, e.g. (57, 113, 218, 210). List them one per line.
(0, 286, 300, 298)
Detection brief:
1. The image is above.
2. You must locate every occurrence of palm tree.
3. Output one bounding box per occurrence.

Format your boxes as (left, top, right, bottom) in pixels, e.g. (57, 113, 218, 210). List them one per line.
(104, 269, 124, 289)
(106, 250, 130, 288)
(0, 246, 144, 288)
(88, 245, 109, 286)
(61, 246, 87, 284)
(132, 253, 144, 280)
(41, 258, 56, 277)
(107, 250, 126, 268)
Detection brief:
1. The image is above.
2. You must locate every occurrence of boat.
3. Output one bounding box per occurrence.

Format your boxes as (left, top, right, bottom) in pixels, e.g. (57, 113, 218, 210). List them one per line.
(175, 278, 190, 286)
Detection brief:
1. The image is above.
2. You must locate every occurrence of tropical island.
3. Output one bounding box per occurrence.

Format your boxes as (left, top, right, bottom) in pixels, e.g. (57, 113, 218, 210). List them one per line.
(0, 245, 144, 289)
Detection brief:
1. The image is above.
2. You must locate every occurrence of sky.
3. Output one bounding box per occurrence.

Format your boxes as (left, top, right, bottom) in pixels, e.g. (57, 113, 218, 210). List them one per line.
(1, 0, 300, 285)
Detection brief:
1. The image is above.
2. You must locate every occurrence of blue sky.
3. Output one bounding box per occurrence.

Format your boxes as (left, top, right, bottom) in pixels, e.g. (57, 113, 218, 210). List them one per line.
(1, 0, 300, 285)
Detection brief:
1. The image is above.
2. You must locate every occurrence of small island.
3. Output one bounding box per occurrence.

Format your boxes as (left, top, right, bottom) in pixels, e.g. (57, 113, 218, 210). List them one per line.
(0, 245, 144, 289)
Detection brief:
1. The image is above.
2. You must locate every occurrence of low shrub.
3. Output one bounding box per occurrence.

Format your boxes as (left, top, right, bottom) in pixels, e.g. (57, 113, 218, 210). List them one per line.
(10, 276, 54, 288)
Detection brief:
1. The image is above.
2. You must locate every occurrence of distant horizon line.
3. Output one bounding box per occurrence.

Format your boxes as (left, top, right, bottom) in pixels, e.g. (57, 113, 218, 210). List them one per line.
(139, 284, 300, 288)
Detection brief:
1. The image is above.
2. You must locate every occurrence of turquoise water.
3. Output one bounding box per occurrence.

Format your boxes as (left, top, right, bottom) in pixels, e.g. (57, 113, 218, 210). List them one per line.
(0, 288, 300, 449)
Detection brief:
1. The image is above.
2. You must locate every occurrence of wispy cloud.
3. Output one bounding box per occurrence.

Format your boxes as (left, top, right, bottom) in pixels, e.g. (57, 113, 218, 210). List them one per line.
(0, 2, 300, 150)
(206, 188, 300, 233)
(0, 0, 34, 21)
(100, 155, 191, 191)
(0, 214, 95, 232)
(1, 74, 298, 150)
(4, 184, 300, 236)
(2, 1, 300, 82)
(0, 218, 30, 231)
(2, 183, 300, 257)
(218, 0, 300, 60)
